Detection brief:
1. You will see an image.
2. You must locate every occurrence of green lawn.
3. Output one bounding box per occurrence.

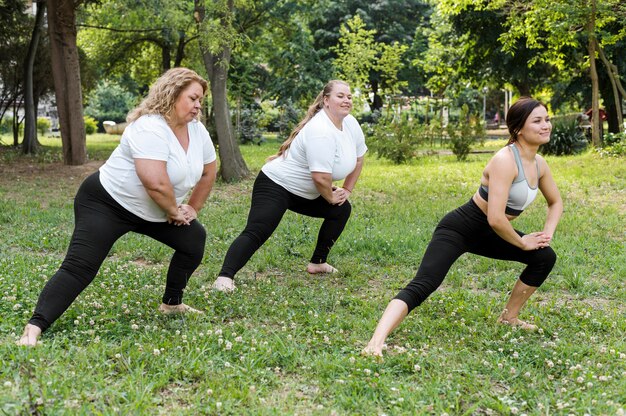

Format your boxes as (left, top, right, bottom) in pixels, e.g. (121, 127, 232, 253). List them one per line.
(1, 135, 625, 414)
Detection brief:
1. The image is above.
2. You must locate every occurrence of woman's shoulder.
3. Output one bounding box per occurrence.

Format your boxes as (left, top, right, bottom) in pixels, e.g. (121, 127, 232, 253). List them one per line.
(129, 114, 168, 131)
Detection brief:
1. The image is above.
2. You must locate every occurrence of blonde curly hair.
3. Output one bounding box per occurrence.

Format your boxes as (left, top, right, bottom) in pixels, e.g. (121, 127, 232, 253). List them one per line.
(127, 67, 208, 124)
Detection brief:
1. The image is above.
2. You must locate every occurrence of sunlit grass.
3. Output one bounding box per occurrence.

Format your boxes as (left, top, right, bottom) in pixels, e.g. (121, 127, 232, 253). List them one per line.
(0, 136, 625, 414)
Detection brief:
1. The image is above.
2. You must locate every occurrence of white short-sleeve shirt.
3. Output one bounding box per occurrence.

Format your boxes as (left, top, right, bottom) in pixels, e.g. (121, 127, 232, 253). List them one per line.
(262, 111, 367, 200)
(99, 115, 216, 222)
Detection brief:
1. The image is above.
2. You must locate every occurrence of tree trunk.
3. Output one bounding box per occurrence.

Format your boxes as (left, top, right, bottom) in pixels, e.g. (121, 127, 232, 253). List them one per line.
(22, 1, 46, 155)
(596, 40, 624, 133)
(194, 0, 249, 182)
(587, 0, 601, 146)
(47, 0, 86, 165)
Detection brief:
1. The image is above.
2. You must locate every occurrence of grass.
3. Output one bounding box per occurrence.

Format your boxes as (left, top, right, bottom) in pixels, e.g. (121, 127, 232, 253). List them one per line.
(1, 133, 625, 414)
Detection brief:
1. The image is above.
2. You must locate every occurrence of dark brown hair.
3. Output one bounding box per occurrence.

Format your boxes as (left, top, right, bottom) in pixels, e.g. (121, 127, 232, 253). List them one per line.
(506, 96, 547, 144)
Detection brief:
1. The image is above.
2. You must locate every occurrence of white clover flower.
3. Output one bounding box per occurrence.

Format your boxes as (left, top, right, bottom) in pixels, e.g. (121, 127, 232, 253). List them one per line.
(510, 367, 516, 375)
(235, 336, 243, 342)
(225, 342, 232, 350)
(153, 349, 160, 356)
(224, 362, 231, 368)
(349, 357, 356, 364)
(363, 369, 371, 376)
(510, 407, 519, 414)
(115, 353, 121, 359)
(577, 377, 584, 383)
(131, 324, 139, 330)
(414, 364, 421, 372)
(3, 381, 12, 387)
(206, 389, 213, 396)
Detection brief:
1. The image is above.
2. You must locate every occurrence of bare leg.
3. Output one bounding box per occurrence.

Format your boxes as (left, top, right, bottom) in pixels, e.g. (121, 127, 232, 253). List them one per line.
(17, 324, 42, 346)
(306, 262, 338, 274)
(158, 303, 204, 314)
(362, 299, 409, 357)
(212, 276, 236, 292)
(497, 279, 538, 330)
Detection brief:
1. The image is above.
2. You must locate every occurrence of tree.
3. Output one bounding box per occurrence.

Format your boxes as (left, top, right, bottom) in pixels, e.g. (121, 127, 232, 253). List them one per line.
(78, 0, 198, 82)
(22, 1, 46, 154)
(494, 0, 626, 145)
(194, 0, 249, 181)
(0, 0, 29, 141)
(47, 0, 87, 165)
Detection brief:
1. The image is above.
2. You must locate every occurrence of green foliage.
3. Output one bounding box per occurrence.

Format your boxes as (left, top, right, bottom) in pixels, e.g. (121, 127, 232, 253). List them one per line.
(365, 113, 426, 164)
(598, 132, 626, 157)
(446, 104, 485, 161)
(332, 15, 379, 106)
(237, 104, 264, 145)
(0, 117, 13, 134)
(539, 115, 587, 156)
(85, 80, 136, 131)
(36, 118, 51, 136)
(83, 116, 98, 135)
(604, 131, 626, 146)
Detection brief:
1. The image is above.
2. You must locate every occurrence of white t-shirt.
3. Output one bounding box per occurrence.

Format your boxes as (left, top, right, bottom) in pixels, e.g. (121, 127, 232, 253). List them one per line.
(262, 111, 367, 200)
(99, 115, 217, 222)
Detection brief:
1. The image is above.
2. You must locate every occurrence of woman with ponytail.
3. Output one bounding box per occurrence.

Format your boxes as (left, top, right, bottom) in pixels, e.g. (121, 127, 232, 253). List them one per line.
(213, 80, 367, 292)
(363, 97, 563, 357)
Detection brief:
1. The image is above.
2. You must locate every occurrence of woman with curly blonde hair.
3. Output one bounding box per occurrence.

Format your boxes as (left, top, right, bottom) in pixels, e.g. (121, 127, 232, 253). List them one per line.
(19, 68, 217, 346)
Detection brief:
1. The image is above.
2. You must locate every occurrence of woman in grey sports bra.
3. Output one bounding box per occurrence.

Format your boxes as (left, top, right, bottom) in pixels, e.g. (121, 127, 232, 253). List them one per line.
(364, 97, 563, 357)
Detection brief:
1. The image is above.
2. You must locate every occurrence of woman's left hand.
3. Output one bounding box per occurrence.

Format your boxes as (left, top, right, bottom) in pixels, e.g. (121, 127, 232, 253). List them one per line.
(332, 187, 351, 206)
(178, 204, 198, 222)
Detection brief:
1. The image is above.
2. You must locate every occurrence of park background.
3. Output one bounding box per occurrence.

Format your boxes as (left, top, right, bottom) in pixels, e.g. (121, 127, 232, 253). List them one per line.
(1, 0, 625, 414)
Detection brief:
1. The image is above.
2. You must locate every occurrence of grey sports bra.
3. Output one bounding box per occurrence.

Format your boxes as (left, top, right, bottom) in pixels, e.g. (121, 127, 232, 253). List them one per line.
(478, 144, 539, 216)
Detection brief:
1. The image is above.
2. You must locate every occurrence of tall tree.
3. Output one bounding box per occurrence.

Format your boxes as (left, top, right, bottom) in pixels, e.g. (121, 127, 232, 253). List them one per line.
(494, 0, 626, 145)
(22, 1, 46, 154)
(47, 0, 86, 165)
(194, 0, 249, 181)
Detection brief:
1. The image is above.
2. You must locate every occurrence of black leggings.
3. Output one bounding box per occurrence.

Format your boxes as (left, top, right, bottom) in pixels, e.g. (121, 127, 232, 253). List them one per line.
(28, 172, 206, 331)
(395, 198, 557, 313)
(219, 171, 352, 279)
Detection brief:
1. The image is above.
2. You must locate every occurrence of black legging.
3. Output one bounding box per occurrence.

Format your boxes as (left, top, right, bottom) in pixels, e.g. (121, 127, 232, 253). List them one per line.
(395, 198, 557, 313)
(219, 171, 352, 279)
(28, 172, 206, 331)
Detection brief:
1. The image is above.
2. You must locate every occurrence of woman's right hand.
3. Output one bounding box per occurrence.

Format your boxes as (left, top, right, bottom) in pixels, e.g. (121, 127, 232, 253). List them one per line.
(521, 232, 551, 251)
(167, 208, 190, 226)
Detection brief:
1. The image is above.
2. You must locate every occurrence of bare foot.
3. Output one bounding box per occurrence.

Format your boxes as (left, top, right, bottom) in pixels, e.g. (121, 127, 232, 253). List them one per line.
(497, 314, 537, 331)
(212, 276, 235, 292)
(361, 344, 384, 360)
(158, 303, 204, 315)
(306, 262, 338, 274)
(17, 324, 42, 346)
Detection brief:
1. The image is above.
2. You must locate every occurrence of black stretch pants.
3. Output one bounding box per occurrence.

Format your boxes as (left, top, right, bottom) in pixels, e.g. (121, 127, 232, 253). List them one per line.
(28, 172, 206, 331)
(395, 198, 557, 313)
(219, 171, 352, 279)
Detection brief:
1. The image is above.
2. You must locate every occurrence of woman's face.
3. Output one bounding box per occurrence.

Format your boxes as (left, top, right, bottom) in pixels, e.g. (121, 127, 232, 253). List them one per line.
(518, 105, 551, 145)
(172, 81, 204, 125)
(324, 83, 353, 121)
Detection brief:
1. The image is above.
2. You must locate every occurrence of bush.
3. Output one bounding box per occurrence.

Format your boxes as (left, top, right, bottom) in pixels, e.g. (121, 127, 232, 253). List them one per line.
(237, 104, 264, 145)
(84, 116, 98, 135)
(445, 105, 485, 161)
(539, 116, 587, 156)
(366, 113, 426, 164)
(37, 117, 51, 136)
(0, 117, 12, 134)
(85, 80, 136, 132)
(604, 131, 625, 146)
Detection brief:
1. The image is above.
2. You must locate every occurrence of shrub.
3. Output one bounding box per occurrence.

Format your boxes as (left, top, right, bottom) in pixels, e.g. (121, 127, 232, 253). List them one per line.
(539, 116, 587, 156)
(37, 117, 51, 136)
(237, 104, 264, 145)
(85, 80, 136, 132)
(84, 116, 98, 135)
(603, 131, 625, 147)
(445, 105, 485, 161)
(366, 114, 425, 164)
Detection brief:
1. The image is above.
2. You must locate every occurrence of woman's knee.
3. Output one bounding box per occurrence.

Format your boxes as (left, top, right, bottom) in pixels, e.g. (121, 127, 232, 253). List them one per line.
(521, 246, 557, 286)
